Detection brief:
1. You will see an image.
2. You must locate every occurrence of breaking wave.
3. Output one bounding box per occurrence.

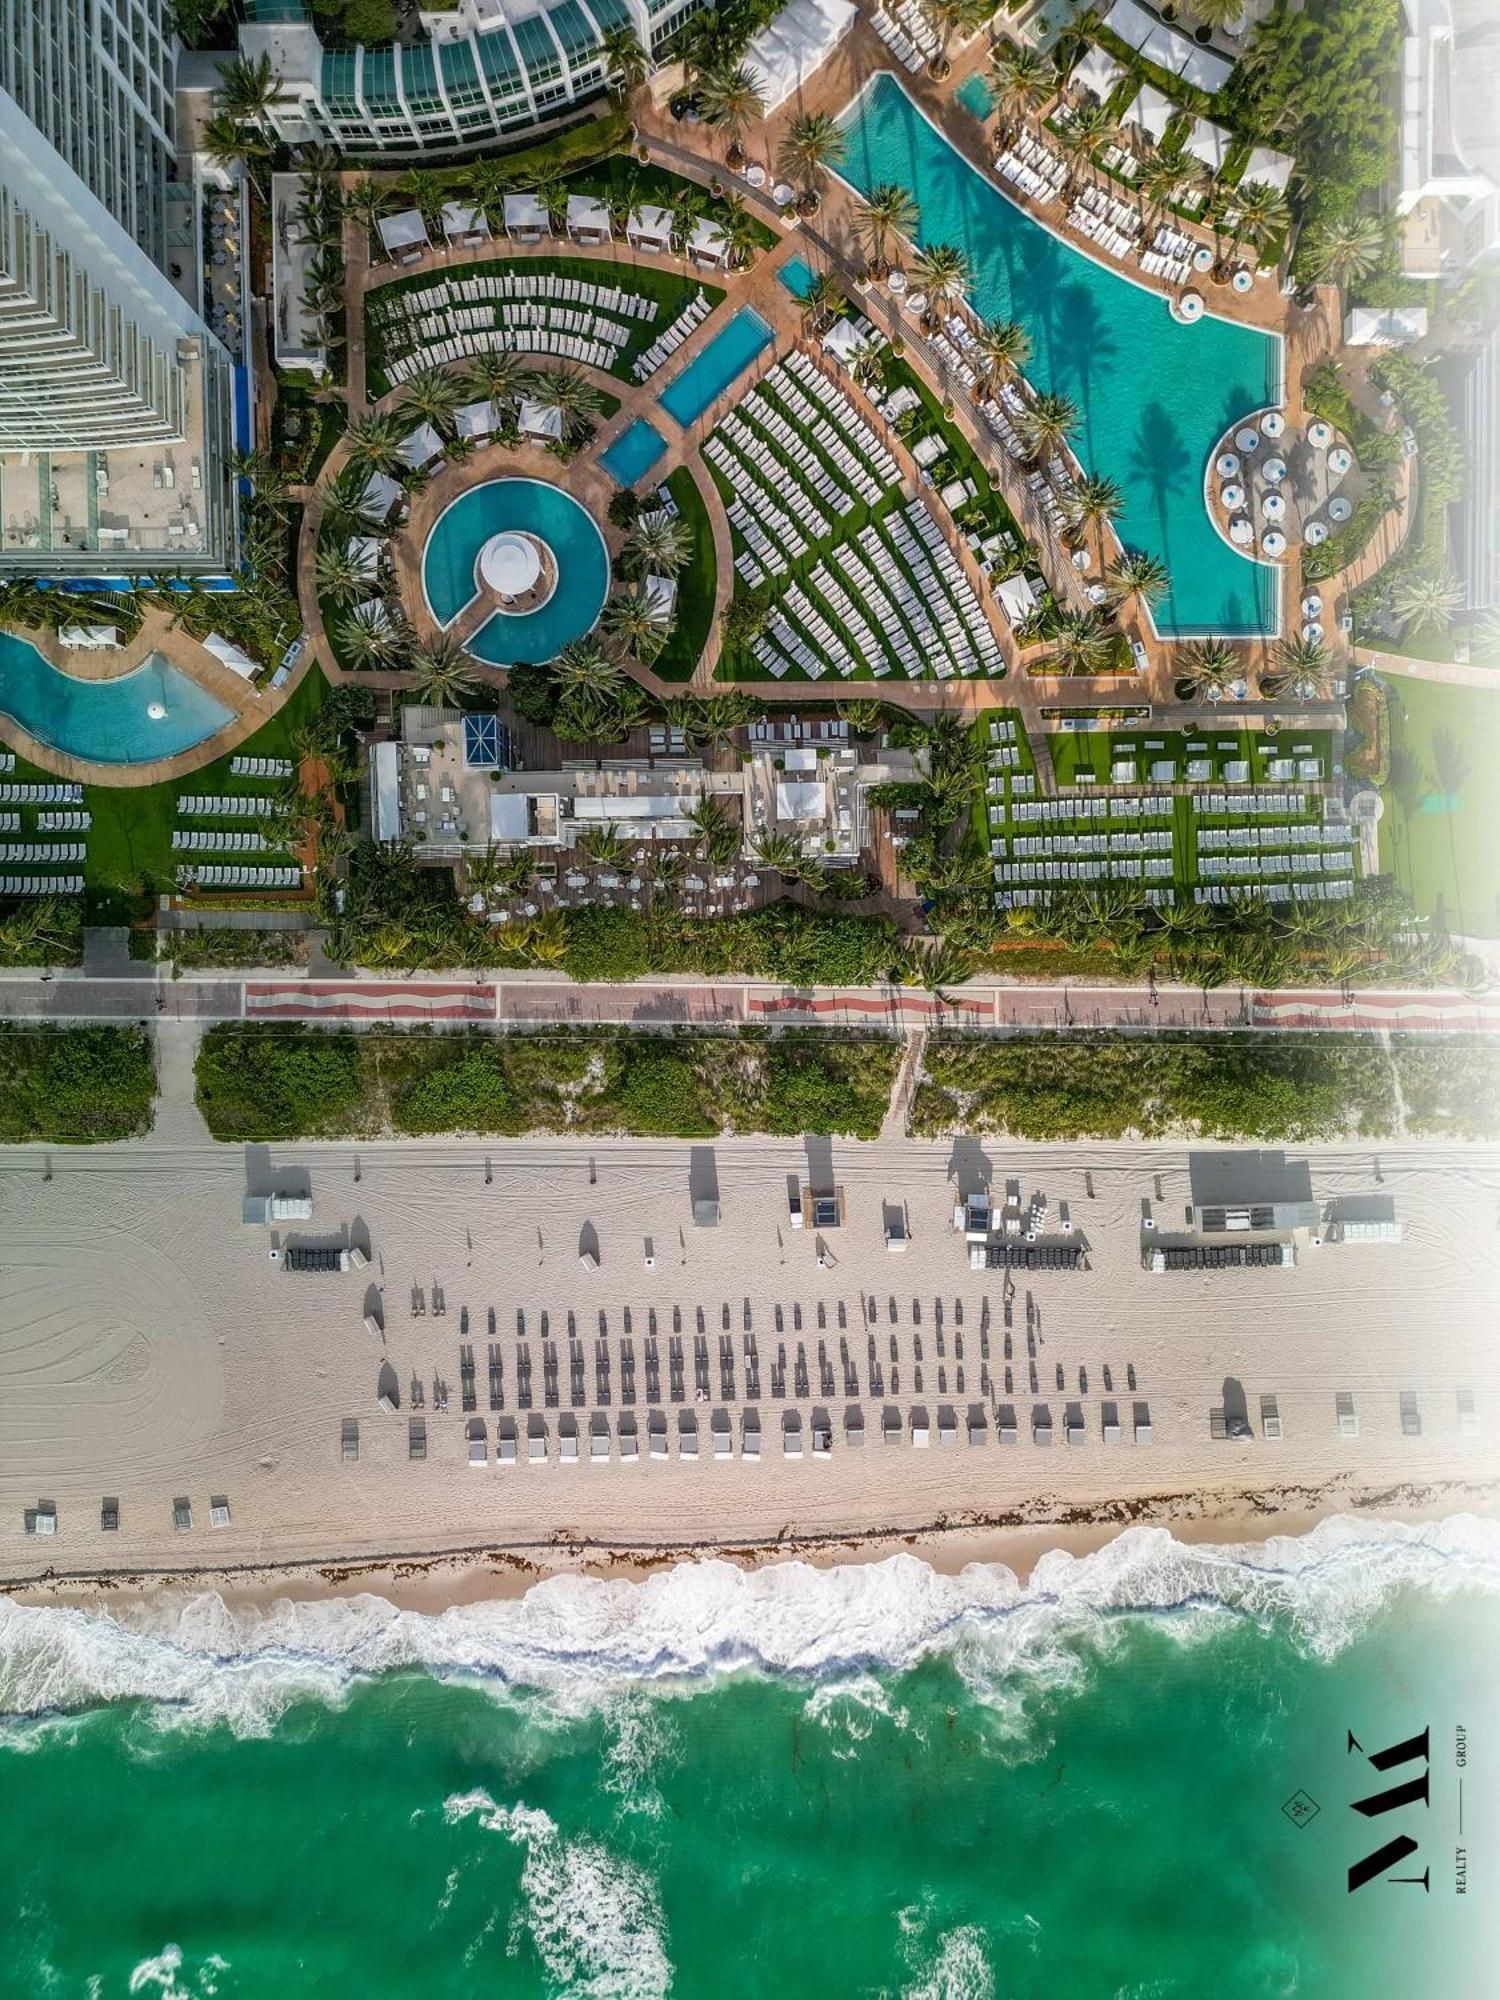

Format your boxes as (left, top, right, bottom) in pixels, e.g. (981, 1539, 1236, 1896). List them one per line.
(1, 1514, 1496, 1739)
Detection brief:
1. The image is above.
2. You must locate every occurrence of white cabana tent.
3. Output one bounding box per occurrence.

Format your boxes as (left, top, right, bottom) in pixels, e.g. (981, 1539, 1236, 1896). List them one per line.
(1177, 40, 1233, 92)
(1239, 145, 1294, 192)
(454, 399, 496, 439)
(1104, 0, 1233, 92)
(1070, 45, 1123, 102)
(399, 421, 444, 469)
(627, 203, 674, 252)
(566, 194, 611, 243)
(996, 573, 1039, 627)
(441, 200, 489, 244)
(643, 574, 678, 624)
(202, 631, 258, 680)
(57, 623, 119, 649)
(1122, 82, 1178, 146)
(744, 0, 858, 114)
(377, 208, 429, 262)
(1182, 117, 1234, 176)
(688, 217, 730, 267)
(503, 191, 550, 240)
(360, 469, 403, 518)
(518, 399, 564, 441)
(370, 741, 401, 842)
(1344, 305, 1429, 347)
(822, 316, 872, 365)
(346, 535, 381, 582)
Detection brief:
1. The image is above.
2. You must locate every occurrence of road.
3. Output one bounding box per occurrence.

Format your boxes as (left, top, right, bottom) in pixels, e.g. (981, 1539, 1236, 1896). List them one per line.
(2, 968, 1499, 1032)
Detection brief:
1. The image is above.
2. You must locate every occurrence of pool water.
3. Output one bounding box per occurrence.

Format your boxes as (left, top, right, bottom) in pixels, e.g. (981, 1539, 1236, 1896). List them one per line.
(657, 306, 774, 428)
(422, 477, 610, 667)
(0, 637, 234, 763)
(600, 417, 668, 487)
(837, 73, 1282, 636)
(777, 255, 818, 301)
(956, 72, 993, 119)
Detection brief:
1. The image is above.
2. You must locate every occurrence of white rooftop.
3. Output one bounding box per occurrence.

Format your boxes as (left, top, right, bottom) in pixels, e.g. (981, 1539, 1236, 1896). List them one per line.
(400, 421, 444, 468)
(1071, 44, 1124, 100)
(441, 200, 489, 239)
(518, 399, 564, 439)
(504, 191, 550, 234)
(378, 208, 429, 252)
(775, 778, 828, 823)
(566, 194, 610, 235)
(1123, 81, 1178, 143)
(1182, 117, 1234, 173)
(627, 203, 674, 243)
(455, 399, 497, 438)
(1240, 145, 1295, 192)
(745, 0, 859, 113)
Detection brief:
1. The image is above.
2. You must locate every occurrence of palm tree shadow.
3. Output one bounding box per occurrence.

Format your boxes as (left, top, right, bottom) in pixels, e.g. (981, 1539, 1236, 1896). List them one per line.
(1125, 399, 1191, 592)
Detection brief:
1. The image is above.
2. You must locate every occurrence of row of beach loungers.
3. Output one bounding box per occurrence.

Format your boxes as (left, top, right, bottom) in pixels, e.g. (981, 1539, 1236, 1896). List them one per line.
(183, 865, 302, 889)
(999, 830, 1176, 858)
(994, 859, 1176, 885)
(869, 2, 928, 69)
(231, 755, 292, 778)
(1195, 879, 1355, 903)
(0, 781, 82, 804)
(178, 794, 274, 818)
(172, 830, 272, 853)
(1198, 851, 1355, 879)
(631, 291, 713, 381)
(373, 270, 662, 378)
(0, 874, 82, 896)
(1198, 823, 1356, 851)
(36, 810, 90, 831)
(995, 131, 1068, 203)
(1067, 183, 1142, 259)
(0, 843, 85, 864)
(386, 324, 621, 378)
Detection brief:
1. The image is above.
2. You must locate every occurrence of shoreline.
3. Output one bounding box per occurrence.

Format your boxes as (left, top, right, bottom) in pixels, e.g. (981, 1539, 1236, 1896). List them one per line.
(11, 1478, 1497, 1619)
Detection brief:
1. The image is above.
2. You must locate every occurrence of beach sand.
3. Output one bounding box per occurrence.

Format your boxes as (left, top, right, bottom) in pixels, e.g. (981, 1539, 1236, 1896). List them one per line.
(2, 1132, 1498, 1607)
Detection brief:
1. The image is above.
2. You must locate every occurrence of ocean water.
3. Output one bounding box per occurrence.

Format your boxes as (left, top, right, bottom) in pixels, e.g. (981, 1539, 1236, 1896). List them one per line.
(3, 1518, 1496, 1997)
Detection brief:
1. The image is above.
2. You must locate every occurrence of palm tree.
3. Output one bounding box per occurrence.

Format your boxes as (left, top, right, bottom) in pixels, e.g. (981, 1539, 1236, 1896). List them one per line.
(320, 473, 385, 549)
(799, 272, 847, 337)
(604, 585, 670, 663)
(402, 362, 464, 435)
(777, 111, 846, 212)
(1184, 0, 1249, 27)
(1059, 103, 1115, 191)
(1391, 567, 1464, 639)
(698, 63, 765, 169)
(1303, 213, 1384, 290)
(467, 348, 529, 423)
(407, 636, 476, 707)
(345, 411, 409, 477)
(534, 173, 570, 234)
(579, 823, 629, 866)
(854, 183, 918, 277)
(216, 51, 280, 125)
(599, 24, 651, 111)
(200, 108, 273, 193)
(1226, 178, 1291, 263)
(343, 178, 389, 252)
(676, 691, 761, 752)
(989, 44, 1056, 141)
(1176, 636, 1239, 702)
(688, 794, 740, 866)
(1020, 391, 1078, 465)
(1107, 548, 1170, 610)
(335, 602, 403, 671)
(624, 511, 692, 578)
(911, 241, 972, 327)
(533, 366, 603, 443)
(1261, 634, 1332, 700)
(1065, 474, 1124, 544)
(922, 0, 992, 77)
(1051, 608, 1115, 676)
(552, 637, 625, 705)
(753, 830, 804, 874)
(719, 194, 761, 272)
(399, 167, 449, 236)
(314, 540, 373, 609)
(972, 317, 1032, 398)
(1138, 153, 1194, 228)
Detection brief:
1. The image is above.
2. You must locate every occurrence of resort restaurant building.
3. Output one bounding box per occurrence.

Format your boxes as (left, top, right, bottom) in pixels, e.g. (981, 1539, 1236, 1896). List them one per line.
(239, 0, 708, 156)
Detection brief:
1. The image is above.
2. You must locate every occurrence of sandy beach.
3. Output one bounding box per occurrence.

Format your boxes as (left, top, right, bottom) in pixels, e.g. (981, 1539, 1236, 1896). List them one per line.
(3, 1130, 1498, 1605)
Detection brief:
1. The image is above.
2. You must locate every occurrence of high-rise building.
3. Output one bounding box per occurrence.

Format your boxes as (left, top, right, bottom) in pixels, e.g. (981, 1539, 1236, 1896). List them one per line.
(0, 3, 235, 574)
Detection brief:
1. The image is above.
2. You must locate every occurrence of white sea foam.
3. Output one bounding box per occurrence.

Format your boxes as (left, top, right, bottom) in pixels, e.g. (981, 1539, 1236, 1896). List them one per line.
(125, 1946, 228, 1997)
(2, 1514, 1497, 1739)
(444, 1791, 671, 1999)
(902, 1925, 995, 2000)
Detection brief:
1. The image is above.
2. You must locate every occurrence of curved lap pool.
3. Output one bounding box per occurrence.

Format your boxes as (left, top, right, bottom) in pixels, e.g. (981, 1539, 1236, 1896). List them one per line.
(0, 636, 234, 763)
(422, 478, 609, 666)
(838, 73, 1282, 636)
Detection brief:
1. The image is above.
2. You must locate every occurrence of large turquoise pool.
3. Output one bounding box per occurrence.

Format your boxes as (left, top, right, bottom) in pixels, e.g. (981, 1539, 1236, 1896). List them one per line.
(422, 477, 609, 667)
(838, 73, 1282, 636)
(0, 637, 234, 763)
(657, 307, 774, 428)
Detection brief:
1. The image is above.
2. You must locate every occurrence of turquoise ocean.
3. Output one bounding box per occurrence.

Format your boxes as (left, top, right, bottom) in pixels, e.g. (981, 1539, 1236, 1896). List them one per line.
(2, 1517, 1495, 1997)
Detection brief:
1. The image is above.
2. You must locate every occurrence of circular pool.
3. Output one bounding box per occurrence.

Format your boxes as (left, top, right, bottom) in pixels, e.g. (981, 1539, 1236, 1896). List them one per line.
(422, 478, 608, 666)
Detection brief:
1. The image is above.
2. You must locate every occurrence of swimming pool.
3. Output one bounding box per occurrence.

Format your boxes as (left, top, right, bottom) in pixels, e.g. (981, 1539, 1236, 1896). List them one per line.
(837, 73, 1282, 636)
(777, 255, 818, 301)
(955, 73, 993, 120)
(422, 477, 609, 666)
(600, 418, 668, 487)
(657, 307, 774, 428)
(0, 637, 234, 763)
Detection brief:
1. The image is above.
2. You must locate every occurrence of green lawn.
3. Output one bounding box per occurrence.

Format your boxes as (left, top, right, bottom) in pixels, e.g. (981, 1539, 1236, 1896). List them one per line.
(1379, 677, 1500, 936)
(652, 466, 716, 683)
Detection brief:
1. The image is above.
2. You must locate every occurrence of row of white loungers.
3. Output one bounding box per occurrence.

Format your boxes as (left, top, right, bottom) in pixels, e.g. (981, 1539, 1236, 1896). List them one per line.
(0, 842, 85, 864)
(631, 291, 713, 381)
(1198, 852, 1355, 880)
(1198, 823, 1356, 852)
(187, 865, 302, 889)
(0, 874, 82, 896)
(1196, 880, 1355, 903)
(36, 810, 90, 831)
(869, 4, 925, 70)
(178, 794, 274, 818)
(1010, 795, 1176, 823)
(386, 327, 620, 380)
(172, 830, 271, 853)
(0, 781, 82, 804)
(231, 755, 292, 778)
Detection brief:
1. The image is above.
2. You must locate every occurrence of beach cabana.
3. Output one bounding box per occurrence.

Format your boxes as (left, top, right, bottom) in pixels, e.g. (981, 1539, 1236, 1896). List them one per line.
(1239, 145, 1294, 192)
(1122, 82, 1178, 148)
(566, 194, 611, 244)
(399, 420, 444, 469)
(360, 468, 403, 519)
(687, 216, 730, 268)
(345, 535, 381, 582)
(821, 316, 871, 366)
(58, 623, 119, 649)
(377, 208, 429, 265)
(1070, 44, 1123, 102)
(202, 631, 257, 680)
(626, 203, 674, 254)
(441, 200, 490, 247)
(454, 399, 496, 439)
(517, 399, 564, 443)
(1182, 117, 1234, 178)
(996, 572, 1038, 628)
(1104, 0, 1232, 92)
(643, 573, 678, 624)
(744, 0, 859, 113)
(503, 191, 550, 242)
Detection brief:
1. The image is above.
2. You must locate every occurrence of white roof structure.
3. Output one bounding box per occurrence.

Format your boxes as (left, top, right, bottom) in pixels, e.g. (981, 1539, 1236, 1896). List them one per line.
(775, 779, 827, 824)
(627, 203, 674, 248)
(202, 631, 257, 680)
(480, 531, 542, 597)
(1240, 145, 1295, 192)
(490, 793, 531, 843)
(518, 399, 564, 440)
(643, 573, 678, 623)
(822, 317, 872, 364)
(1394, 0, 1499, 274)
(360, 469, 403, 517)
(58, 623, 119, 648)
(996, 573, 1039, 626)
(441, 200, 489, 240)
(1103, 1, 1233, 92)
(1122, 82, 1178, 144)
(377, 208, 428, 254)
(455, 399, 497, 438)
(346, 535, 381, 580)
(399, 421, 444, 469)
(503, 191, 550, 236)
(566, 194, 611, 238)
(1071, 45, 1123, 101)
(745, 0, 859, 113)
(371, 740, 401, 841)
(1344, 304, 1430, 346)
(1182, 117, 1234, 175)
(689, 216, 730, 264)
(271, 170, 325, 376)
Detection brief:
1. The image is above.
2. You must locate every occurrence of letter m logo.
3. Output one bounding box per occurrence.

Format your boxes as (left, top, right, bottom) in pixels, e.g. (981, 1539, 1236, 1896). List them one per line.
(1347, 1728, 1430, 1893)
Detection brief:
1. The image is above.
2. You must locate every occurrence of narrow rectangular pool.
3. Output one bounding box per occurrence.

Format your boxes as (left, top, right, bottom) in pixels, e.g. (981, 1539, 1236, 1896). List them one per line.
(656, 307, 773, 427)
(600, 418, 668, 487)
(777, 255, 818, 301)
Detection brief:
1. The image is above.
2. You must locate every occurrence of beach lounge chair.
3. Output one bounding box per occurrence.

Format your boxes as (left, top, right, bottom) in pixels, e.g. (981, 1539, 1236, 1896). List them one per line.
(910, 1408, 930, 1448)
(881, 1406, 902, 1445)
(1336, 1392, 1359, 1437)
(1260, 1395, 1281, 1440)
(409, 1418, 427, 1461)
(1399, 1391, 1421, 1437)
(210, 1497, 231, 1528)
(937, 1407, 957, 1448)
(741, 1410, 761, 1461)
(997, 1406, 1017, 1445)
(1100, 1404, 1121, 1444)
(678, 1411, 699, 1460)
(1133, 1403, 1152, 1444)
(591, 1414, 611, 1462)
(618, 1414, 639, 1462)
(712, 1410, 733, 1460)
(1458, 1389, 1478, 1436)
(1032, 1406, 1053, 1447)
(559, 1414, 579, 1463)
(649, 1410, 669, 1460)
(967, 1406, 988, 1447)
(528, 1415, 547, 1464)
(341, 1419, 359, 1462)
(782, 1409, 802, 1459)
(172, 1497, 193, 1530)
(811, 1413, 832, 1457)
(497, 1420, 517, 1466)
(101, 1497, 120, 1530)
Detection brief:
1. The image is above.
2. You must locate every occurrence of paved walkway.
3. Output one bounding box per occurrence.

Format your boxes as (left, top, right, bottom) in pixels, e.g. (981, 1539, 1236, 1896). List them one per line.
(1367, 650, 1500, 692)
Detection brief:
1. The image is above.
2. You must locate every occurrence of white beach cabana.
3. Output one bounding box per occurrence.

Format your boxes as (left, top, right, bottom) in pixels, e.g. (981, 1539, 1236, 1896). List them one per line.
(1239, 145, 1295, 192)
(58, 623, 120, 649)
(821, 316, 873, 365)
(441, 200, 490, 246)
(1104, 0, 1233, 92)
(360, 469, 403, 519)
(643, 574, 678, 624)
(202, 631, 258, 680)
(627, 203, 674, 253)
(377, 208, 429, 264)
(399, 421, 444, 469)
(1344, 305, 1429, 347)
(454, 399, 497, 439)
(1122, 82, 1178, 147)
(996, 573, 1039, 628)
(1070, 44, 1124, 103)
(688, 217, 731, 268)
(1182, 117, 1234, 177)
(346, 535, 381, 583)
(566, 194, 611, 244)
(518, 399, 564, 442)
(503, 191, 550, 241)
(744, 0, 859, 114)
